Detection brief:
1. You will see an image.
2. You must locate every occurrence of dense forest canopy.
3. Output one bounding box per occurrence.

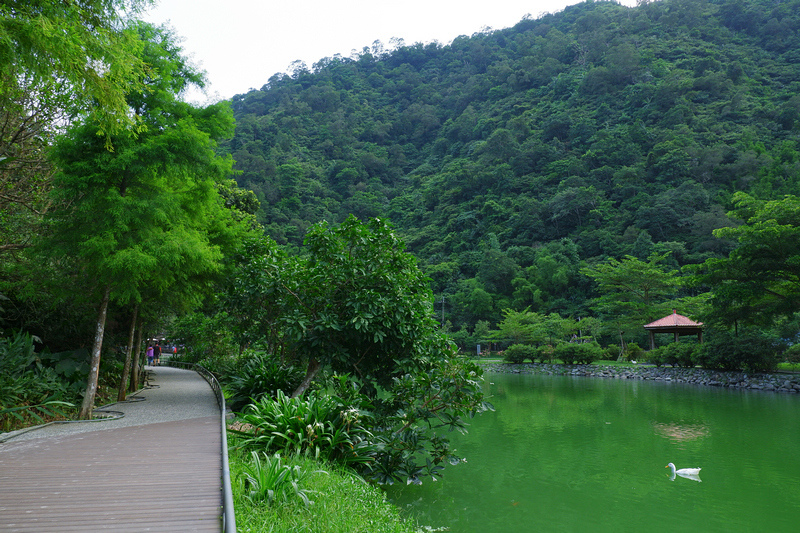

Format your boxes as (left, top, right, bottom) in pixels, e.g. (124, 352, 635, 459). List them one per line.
(224, 0, 800, 335)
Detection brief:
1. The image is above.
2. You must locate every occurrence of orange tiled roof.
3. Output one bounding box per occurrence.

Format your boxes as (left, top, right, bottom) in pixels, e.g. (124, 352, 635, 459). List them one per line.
(644, 310, 703, 329)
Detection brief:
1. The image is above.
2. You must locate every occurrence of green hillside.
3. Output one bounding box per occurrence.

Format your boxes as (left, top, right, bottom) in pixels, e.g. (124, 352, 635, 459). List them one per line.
(225, 0, 800, 331)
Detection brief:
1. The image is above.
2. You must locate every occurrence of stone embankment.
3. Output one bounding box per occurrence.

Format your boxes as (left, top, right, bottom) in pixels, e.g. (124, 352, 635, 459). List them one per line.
(480, 363, 800, 393)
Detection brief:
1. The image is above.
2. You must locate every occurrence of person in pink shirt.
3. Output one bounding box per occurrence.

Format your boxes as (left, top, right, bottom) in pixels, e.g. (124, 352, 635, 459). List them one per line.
(146, 344, 154, 366)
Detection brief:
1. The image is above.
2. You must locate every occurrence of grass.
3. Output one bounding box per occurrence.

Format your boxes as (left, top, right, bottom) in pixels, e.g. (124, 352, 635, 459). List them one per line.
(778, 362, 800, 372)
(228, 445, 420, 533)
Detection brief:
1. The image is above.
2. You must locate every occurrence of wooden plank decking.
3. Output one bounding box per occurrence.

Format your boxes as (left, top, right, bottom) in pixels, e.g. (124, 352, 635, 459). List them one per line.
(0, 415, 223, 532)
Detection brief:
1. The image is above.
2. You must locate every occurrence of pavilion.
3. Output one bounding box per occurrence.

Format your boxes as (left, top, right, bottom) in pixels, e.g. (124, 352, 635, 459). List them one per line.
(643, 310, 704, 350)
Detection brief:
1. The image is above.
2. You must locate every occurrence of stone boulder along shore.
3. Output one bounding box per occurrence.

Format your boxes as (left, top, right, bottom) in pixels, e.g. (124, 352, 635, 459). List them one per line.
(480, 363, 800, 393)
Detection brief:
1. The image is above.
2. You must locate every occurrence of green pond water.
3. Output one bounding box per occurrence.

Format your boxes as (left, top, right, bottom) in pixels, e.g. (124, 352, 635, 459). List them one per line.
(387, 371, 800, 532)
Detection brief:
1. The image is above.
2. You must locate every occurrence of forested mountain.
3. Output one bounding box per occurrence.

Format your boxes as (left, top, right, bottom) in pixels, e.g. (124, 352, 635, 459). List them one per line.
(224, 0, 800, 332)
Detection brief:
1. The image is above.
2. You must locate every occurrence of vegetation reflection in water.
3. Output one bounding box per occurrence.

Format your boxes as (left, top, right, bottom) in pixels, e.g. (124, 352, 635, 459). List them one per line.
(387, 372, 800, 532)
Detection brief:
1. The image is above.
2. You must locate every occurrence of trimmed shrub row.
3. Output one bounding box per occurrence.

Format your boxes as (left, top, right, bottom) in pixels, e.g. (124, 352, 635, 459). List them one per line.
(643, 330, 784, 373)
(503, 342, 603, 365)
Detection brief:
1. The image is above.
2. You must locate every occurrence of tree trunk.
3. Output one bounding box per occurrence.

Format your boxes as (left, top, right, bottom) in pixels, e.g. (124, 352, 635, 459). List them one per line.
(79, 285, 111, 420)
(291, 357, 322, 398)
(130, 316, 143, 392)
(117, 303, 139, 402)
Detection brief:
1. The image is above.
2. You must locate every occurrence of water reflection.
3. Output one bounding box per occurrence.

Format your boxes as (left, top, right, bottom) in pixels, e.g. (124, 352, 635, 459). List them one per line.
(653, 422, 709, 442)
(669, 470, 702, 482)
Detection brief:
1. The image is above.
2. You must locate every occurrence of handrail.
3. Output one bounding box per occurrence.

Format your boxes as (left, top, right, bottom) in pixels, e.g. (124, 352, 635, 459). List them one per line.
(168, 360, 236, 533)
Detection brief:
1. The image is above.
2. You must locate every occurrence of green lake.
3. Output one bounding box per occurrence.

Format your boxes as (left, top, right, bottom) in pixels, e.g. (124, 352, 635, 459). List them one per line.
(387, 371, 800, 532)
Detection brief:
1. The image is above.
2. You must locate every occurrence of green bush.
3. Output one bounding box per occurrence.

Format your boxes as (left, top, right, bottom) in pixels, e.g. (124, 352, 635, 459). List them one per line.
(555, 342, 603, 364)
(644, 342, 697, 368)
(623, 342, 644, 362)
(231, 390, 377, 469)
(0, 331, 76, 430)
(39, 349, 90, 398)
(785, 343, 800, 365)
(226, 351, 305, 411)
(644, 346, 666, 367)
(694, 329, 783, 372)
(536, 344, 556, 363)
(239, 451, 322, 508)
(604, 344, 621, 360)
(503, 343, 536, 364)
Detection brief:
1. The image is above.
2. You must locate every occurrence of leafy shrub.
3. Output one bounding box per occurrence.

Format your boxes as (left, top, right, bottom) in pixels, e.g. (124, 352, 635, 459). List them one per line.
(503, 344, 536, 363)
(555, 342, 602, 364)
(39, 349, 90, 397)
(362, 357, 491, 486)
(0, 331, 76, 430)
(231, 390, 377, 468)
(604, 344, 621, 360)
(645, 342, 697, 368)
(239, 451, 322, 508)
(644, 346, 666, 367)
(785, 343, 800, 365)
(694, 329, 783, 372)
(226, 351, 305, 411)
(536, 344, 556, 363)
(623, 342, 644, 362)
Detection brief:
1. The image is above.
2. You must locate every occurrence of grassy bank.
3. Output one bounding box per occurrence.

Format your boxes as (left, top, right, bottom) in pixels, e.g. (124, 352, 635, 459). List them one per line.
(228, 445, 419, 533)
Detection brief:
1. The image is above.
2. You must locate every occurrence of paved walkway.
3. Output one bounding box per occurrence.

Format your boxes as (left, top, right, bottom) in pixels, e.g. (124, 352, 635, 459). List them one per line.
(0, 366, 225, 532)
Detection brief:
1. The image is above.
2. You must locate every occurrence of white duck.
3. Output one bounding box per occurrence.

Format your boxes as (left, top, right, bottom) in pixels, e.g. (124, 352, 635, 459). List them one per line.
(666, 462, 702, 481)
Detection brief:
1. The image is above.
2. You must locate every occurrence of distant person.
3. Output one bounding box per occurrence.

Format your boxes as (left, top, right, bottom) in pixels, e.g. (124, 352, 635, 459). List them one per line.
(173, 345, 177, 356)
(154, 343, 162, 366)
(146, 344, 154, 366)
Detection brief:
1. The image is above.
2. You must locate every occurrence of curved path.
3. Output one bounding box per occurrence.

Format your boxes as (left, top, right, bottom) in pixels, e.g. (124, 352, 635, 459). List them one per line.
(0, 366, 224, 532)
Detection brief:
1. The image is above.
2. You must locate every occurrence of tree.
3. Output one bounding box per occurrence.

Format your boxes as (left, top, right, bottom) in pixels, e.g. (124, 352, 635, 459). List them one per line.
(700, 193, 800, 329)
(290, 216, 447, 396)
(222, 234, 301, 358)
(1, 1, 152, 253)
(492, 308, 540, 346)
(0, 0, 151, 138)
(227, 216, 491, 484)
(581, 253, 680, 349)
(44, 22, 248, 419)
(492, 308, 575, 348)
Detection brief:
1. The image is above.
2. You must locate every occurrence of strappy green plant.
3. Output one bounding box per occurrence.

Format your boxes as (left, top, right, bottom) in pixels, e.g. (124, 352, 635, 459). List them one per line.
(0, 400, 75, 433)
(231, 389, 378, 467)
(240, 451, 323, 508)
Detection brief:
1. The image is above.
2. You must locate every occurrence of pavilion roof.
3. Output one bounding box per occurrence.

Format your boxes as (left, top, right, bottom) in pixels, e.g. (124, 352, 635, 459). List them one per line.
(644, 310, 703, 329)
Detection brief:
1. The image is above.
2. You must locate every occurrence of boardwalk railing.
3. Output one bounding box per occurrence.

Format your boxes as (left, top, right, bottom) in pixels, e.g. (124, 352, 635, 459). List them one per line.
(168, 361, 236, 533)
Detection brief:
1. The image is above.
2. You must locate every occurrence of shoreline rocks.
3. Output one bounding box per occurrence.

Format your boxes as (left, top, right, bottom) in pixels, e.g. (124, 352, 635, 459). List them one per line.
(479, 362, 800, 393)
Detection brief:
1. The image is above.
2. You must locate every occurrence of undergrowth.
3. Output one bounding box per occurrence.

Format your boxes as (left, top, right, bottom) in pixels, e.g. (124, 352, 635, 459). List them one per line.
(228, 445, 420, 533)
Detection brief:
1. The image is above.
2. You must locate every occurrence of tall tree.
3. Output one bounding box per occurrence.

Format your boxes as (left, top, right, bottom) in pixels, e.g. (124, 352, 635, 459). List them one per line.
(581, 253, 680, 349)
(700, 193, 800, 329)
(0, 0, 151, 138)
(293, 216, 446, 397)
(1, 1, 152, 250)
(45, 22, 247, 418)
(232, 216, 449, 397)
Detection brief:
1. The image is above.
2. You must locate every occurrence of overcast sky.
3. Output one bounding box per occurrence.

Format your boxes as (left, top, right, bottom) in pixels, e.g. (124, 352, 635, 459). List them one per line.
(144, 0, 636, 102)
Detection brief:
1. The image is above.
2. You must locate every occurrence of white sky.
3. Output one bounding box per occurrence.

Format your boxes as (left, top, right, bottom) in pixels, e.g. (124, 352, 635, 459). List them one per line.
(144, 0, 636, 102)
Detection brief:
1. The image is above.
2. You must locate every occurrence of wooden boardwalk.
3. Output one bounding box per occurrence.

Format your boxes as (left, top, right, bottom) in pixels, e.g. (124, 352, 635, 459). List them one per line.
(0, 370, 225, 532)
